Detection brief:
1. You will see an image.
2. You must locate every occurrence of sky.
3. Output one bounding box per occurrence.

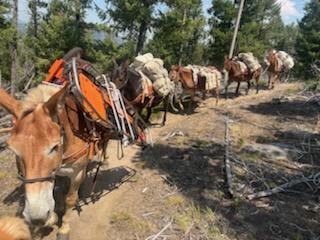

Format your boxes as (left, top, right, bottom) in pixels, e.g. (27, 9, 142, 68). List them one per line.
(19, 0, 309, 25)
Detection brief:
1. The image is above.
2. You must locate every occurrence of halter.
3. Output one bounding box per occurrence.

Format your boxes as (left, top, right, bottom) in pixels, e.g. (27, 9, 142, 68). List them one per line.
(16, 110, 91, 185)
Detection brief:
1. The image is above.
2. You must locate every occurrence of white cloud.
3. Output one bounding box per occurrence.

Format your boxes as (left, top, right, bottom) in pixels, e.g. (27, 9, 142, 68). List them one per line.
(276, 0, 300, 23)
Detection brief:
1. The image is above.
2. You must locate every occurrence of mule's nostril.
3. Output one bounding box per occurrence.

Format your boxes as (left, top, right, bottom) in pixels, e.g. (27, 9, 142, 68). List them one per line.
(31, 218, 46, 226)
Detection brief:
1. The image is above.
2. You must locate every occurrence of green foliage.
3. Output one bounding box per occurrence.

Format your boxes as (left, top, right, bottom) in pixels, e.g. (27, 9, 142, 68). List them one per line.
(295, 0, 320, 79)
(0, 0, 12, 84)
(207, 0, 287, 66)
(99, 0, 160, 54)
(147, 0, 205, 68)
(33, 0, 93, 79)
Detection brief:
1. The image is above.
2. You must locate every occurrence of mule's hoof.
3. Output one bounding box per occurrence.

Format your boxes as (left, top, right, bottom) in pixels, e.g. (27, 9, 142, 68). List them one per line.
(57, 233, 70, 240)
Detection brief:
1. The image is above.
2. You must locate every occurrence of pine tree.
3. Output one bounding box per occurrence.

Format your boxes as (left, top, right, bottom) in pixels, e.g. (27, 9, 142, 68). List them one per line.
(146, 0, 205, 67)
(26, 0, 47, 76)
(207, 0, 237, 66)
(99, 0, 160, 55)
(207, 0, 285, 66)
(10, 0, 18, 95)
(295, 0, 320, 79)
(36, 0, 92, 77)
(0, 0, 12, 85)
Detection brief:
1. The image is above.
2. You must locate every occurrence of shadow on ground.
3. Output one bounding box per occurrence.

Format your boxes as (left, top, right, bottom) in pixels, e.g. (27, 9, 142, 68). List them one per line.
(244, 98, 319, 120)
(134, 138, 320, 239)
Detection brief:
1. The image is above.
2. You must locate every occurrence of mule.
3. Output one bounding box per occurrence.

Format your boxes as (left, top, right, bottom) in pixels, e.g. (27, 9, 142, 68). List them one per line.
(169, 65, 220, 112)
(264, 50, 283, 89)
(111, 60, 172, 126)
(0, 83, 106, 240)
(223, 56, 262, 98)
(0, 217, 31, 240)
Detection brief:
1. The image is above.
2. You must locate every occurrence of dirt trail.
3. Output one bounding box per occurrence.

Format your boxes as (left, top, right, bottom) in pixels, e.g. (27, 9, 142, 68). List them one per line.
(45, 84, 302, 240)
(2, 83, 319, 240)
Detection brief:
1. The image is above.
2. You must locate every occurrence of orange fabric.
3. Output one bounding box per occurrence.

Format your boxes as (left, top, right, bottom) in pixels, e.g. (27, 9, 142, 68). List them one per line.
(44, 58, 137, 133)
(45, 59, 65, 83)
(79, 73, 107, 121)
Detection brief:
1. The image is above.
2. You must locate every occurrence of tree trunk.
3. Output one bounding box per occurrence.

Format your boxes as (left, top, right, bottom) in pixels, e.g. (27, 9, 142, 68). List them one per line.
(135, 20, 148, 56)
(178, 8, 187, 65)
(10, 0, 18, 96)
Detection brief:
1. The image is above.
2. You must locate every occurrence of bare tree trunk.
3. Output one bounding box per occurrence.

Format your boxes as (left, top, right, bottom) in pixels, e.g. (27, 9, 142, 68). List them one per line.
(10, 0, 18, 96)
(135, 20, 148, 56)
(178, 8, 187, 65)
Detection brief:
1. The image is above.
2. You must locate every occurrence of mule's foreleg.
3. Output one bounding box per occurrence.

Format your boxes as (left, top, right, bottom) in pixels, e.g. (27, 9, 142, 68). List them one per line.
(162, 97, 169, 126)
(267, 72, 272, 89)
(225, 81, 230, 99)
(255, 75, 260, 94)
(246, 81, 251, 95)
(215, 86, 220, 105)
(145, 107, 152, 124)
(235, 82, 241, 96)
(187, 91, 195, 114)
(57, 169, 86, 240)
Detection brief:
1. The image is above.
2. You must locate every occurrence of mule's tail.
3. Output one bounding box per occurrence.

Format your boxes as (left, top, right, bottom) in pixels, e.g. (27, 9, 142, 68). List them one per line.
(0, 217, 31, 240)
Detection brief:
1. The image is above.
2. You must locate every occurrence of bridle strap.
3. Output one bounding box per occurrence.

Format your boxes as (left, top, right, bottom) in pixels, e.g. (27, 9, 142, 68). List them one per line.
(17, 174, 56, 184)
(62, 143, 90, 164)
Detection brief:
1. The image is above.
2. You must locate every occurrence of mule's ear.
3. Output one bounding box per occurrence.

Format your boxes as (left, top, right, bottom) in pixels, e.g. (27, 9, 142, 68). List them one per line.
(0, 88, 21, 118)
(123, 59, 130, 69)
(43, 83, 70, 118)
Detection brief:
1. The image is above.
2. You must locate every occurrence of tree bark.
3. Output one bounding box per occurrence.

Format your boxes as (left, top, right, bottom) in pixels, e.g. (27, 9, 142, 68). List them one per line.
(135, 20, 148, 56)
(178, 8, 187, 65)
(10, 0, 18, 96)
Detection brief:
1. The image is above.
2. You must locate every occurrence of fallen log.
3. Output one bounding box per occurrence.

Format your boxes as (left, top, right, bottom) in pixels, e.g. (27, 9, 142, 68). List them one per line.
(247, 172, 320, 200)
(224, 117, 234, 196)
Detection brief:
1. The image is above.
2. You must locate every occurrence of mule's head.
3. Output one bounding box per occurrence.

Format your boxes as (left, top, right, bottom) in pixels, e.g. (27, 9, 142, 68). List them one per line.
(110, 58, 130, 89)
(223, 56, 232, 72)
(0, 85, 69, 225)
(169, 65, 180, 82)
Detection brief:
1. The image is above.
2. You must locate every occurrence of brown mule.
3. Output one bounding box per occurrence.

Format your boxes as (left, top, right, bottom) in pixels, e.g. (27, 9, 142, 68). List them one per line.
(265, 50, 283, 89)
(111, 60, 171, 126)
(223, 56, 262, 98)
(169, 65, 220, 112)
(0, 84, 96, 239)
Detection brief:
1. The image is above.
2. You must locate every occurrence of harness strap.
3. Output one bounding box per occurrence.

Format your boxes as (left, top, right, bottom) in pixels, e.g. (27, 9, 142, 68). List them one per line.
(62, 143, 90, 164)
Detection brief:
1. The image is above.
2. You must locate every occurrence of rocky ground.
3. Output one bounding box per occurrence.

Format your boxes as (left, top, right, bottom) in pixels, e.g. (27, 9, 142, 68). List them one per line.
(0, 82, 320, 240)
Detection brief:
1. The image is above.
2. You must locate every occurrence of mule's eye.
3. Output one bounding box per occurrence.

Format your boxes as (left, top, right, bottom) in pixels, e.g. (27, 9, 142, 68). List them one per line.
(49, 144, 59, 154)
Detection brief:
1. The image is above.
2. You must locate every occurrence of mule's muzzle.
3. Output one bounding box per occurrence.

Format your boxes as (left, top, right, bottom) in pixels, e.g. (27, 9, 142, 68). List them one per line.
(23, 183, 55, 226)
(30, 212, 50, 226)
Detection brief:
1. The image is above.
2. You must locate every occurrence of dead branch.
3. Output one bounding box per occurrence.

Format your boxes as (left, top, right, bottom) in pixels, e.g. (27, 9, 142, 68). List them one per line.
(247, 172, 320, 200)
(224, 117, 234, 196)
(145, 219, 173, 240)
(0, 127, 12, 134)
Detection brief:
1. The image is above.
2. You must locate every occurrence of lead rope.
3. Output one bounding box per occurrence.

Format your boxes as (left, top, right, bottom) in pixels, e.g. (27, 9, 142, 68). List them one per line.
(90, 142, 107, 193)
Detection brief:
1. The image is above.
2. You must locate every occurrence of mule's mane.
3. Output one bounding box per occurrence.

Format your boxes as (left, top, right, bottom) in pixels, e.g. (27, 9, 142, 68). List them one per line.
(21, 84, 60, 114)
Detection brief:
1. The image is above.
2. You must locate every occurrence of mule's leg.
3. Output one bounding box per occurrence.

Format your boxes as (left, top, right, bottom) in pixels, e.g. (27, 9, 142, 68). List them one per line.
(145, 107, 152, 124)
(255, 75, 260, 94)
(246, 81, 251, 95)
(57, 170, 86, 240)
(187, 91, 194, 114)
(267, 72, 272, 89)
(271, 74, 277, 89)
(225, 82, 230, 99)
(215, 87, 219, 105)
(161, 97, 169, 126)
(235, 82, 240, 96)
